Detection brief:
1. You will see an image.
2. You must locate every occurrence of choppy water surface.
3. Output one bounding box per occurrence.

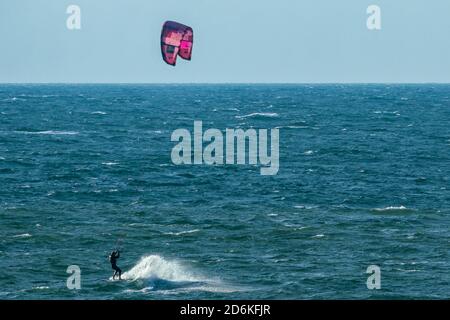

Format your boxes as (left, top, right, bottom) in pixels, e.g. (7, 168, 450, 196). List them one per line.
(0, 84, 449, 299)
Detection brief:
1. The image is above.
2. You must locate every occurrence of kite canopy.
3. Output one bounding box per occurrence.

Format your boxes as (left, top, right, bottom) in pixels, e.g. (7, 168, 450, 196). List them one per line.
(161, 21, 193, 66)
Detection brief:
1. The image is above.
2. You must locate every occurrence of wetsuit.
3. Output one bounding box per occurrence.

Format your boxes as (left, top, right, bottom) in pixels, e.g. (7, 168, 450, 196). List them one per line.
(110, 251, 122, 280)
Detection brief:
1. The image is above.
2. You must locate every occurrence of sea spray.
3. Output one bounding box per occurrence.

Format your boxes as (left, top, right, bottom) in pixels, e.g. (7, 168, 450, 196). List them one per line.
(121, 255, 200, 282)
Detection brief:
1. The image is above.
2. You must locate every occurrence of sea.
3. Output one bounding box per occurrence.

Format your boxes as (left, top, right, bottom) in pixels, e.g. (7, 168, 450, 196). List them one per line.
(0, 84, 449, 299)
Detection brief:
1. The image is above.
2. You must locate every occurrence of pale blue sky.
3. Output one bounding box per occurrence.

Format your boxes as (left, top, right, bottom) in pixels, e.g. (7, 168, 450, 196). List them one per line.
(0, 0, 449, 83)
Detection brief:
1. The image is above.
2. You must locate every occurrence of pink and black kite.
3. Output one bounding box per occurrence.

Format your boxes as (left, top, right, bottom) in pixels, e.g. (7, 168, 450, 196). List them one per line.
(160, 21, 193, 66)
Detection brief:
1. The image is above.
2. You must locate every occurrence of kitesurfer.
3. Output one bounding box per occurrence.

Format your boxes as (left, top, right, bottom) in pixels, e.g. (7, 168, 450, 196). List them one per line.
(109, 250, 122, 280)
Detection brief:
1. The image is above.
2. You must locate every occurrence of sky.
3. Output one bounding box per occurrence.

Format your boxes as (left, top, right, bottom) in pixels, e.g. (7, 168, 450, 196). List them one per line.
(0, 0, 449, 83)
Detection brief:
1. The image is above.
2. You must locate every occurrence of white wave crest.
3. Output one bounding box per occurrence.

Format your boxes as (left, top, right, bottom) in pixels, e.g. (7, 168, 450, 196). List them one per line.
(121, 255, 201, 282)
(15, 130, 79, 135)
(12, 233, 32, 238)
(374, 206, 408, 211)
(102, 162, 119, 166)
(235, 112, 279, 119)
(163, 229, 200, 236)
(119, 255, 244, 294)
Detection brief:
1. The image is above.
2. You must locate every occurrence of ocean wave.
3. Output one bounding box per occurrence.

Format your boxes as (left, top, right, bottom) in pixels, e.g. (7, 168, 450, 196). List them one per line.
(235, 112, 279, 119)
(17, 94, 58, 98)
(3, 97, 26, 102)
(163, 229, 200, 236)
(121, 255, 201, 282)
(128, 223, 152, 227)
(14, 130, 79, 135)
(102, 162, 119, 166)
(155, 284, 243, 295)
(12, 233, 32, 238)
(275, 125, 309, 129)
(119, 255, 241, 294)
(294, 205, 317, 210)
(395, 268, 419, 273)
(374, 206, 408, 212)
(91, 111, 107, 115)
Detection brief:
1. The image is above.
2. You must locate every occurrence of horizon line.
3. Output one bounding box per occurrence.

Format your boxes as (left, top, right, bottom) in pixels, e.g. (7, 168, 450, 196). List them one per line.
(1, 82, 450, 85)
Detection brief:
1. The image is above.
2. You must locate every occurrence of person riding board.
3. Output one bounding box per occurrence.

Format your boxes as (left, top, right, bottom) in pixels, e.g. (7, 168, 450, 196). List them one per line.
(109, 250, 122, 280)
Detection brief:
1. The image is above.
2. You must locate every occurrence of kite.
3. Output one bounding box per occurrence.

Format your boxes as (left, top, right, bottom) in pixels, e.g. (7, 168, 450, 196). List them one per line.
(160, 21, 194, 66)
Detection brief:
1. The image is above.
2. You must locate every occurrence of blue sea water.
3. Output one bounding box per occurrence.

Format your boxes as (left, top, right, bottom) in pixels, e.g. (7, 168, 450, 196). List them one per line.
(0, 84, 449, 300)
